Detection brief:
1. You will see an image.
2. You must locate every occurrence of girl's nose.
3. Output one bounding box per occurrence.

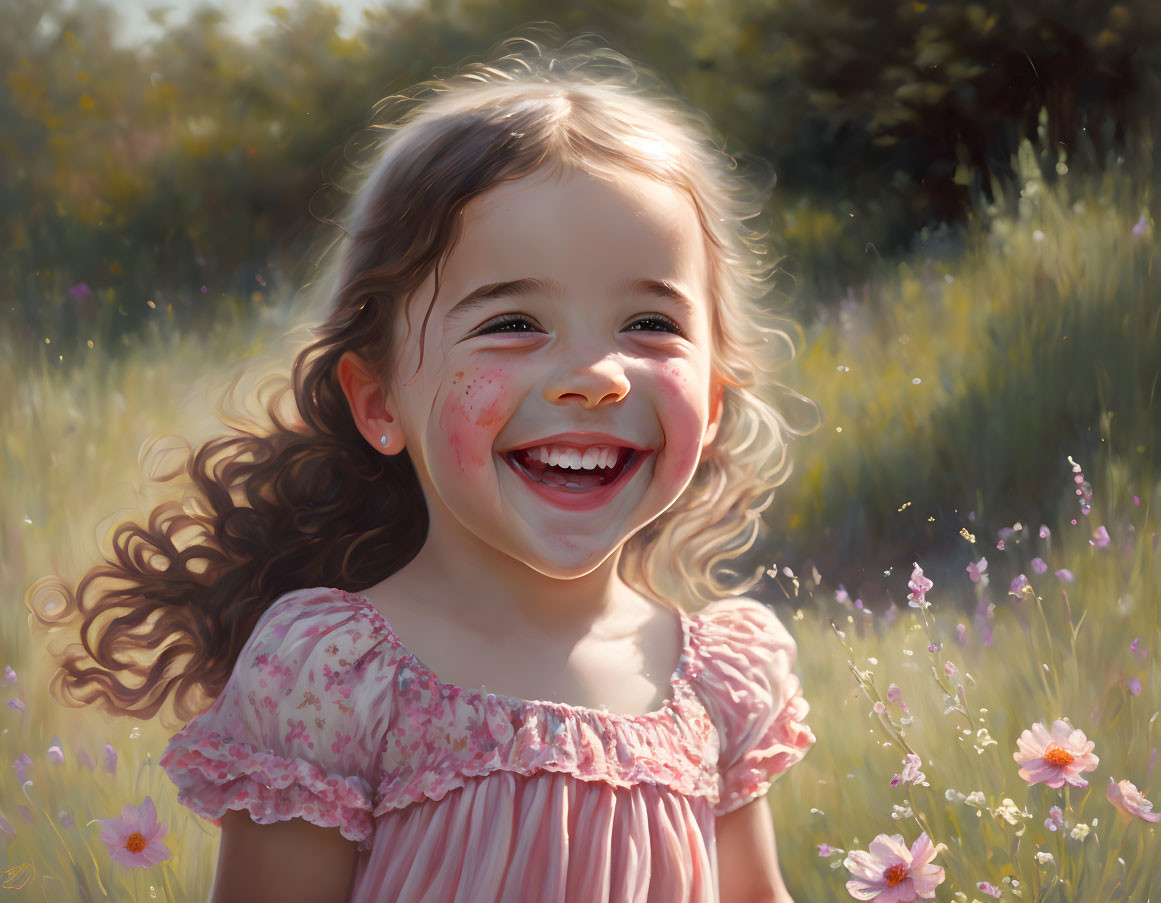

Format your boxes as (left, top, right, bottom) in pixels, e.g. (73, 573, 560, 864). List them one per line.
(543, 357, 630, 409)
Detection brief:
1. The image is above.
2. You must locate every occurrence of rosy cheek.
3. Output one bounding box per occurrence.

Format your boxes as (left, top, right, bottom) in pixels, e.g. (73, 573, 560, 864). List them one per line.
(436, 368, 510, 473)
(648, 363, 704, 480)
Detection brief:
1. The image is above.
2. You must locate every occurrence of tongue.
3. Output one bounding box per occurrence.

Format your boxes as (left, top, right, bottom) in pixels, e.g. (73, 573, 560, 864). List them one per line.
(538, 464, 607, 489)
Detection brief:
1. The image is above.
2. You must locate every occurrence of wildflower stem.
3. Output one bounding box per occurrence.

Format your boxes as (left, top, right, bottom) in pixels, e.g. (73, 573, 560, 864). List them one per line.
(1092, 817, 1130, 898)
(1033, 594, 1063, 703)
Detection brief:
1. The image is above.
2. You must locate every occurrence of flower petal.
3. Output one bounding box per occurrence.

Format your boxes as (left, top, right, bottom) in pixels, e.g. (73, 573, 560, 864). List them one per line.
(846, 877, 890, 900)
(844, 850, 887, 882)
(868, 832, 911, 866)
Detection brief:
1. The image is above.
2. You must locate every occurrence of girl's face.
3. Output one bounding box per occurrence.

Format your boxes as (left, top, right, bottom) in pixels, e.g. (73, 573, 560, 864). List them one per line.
(375, 165, 722, 579)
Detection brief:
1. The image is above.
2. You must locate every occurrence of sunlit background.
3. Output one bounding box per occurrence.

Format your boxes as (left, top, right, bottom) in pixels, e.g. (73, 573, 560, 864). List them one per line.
(2, 0, 1159, 898)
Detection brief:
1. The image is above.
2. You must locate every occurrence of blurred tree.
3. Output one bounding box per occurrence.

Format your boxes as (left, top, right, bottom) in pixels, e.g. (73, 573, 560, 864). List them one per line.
(3, 0, 1160, 353)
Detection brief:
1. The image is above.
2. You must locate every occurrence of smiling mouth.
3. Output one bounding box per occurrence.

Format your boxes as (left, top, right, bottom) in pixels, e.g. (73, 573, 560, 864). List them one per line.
(503, 447, 641, 492)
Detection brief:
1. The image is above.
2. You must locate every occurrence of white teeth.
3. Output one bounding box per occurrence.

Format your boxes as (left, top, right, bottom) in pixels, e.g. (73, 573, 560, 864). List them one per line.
(524, 444, 622, 470)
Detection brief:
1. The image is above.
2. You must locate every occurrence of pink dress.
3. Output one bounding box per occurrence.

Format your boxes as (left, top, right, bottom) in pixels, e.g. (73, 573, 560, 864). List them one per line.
(160, 587, 814, 902)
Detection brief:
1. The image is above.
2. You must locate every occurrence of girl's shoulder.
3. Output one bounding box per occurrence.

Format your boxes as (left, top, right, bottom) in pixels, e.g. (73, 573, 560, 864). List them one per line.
(686, 596, 815, 814)
(244, 586, 393, 657)
(684, 595, 808, 732)
(217, 586, 404, 711)
(688, 596, 798, 665)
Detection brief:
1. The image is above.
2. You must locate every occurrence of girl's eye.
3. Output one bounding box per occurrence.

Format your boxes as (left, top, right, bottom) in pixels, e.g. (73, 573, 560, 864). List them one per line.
(475, 313, 685, 336)
(476, 314, 539, 334)
(626, 314, 685, 336)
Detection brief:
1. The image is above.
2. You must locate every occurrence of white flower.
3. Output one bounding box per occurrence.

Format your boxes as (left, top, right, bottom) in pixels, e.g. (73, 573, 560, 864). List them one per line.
(1070, 823, 1091, 840)
(1035, 851, 1055, 864)
(965, 791, 987, 808)
(890, 802, 914, 820)
(992, 798, 1031, 825)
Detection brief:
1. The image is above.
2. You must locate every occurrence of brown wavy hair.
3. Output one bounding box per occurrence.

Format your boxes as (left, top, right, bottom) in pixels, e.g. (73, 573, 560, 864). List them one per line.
(27, 27, 818, 728)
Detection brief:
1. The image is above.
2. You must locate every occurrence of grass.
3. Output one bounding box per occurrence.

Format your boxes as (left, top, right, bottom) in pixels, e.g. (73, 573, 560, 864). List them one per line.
(1, 144, 1158, 899)
(773, 453, 1160, 900)
(769, 142, 1161, 593)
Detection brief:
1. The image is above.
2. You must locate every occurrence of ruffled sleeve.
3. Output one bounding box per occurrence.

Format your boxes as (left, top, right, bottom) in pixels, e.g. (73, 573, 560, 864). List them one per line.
(159, 588, 393, 850)
(689, 598, 815, 816)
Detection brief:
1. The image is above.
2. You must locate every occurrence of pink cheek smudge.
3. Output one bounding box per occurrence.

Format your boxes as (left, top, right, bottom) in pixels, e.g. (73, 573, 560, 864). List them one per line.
(437, 368, 509, 473)
(653, 363, 703, 482)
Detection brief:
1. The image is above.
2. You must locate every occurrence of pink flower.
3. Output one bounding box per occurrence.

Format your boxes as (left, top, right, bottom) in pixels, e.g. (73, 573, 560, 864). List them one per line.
(1128, 677, 1142, 696)
(104, 744, 118, 776)
(844, 831, 947, 901)
(47, 745, 64, 766)
(14, 754, 32, 783)
(966, 557, 987, 584)
(1013, 720, 1099, 788)
(976, 882, 1001, 899)
(1090, 526, 1110, 548)
(1040, 525, 1051, 539)
(1031, 557, 1048, 574)
(907, 563, 933, 608)
(3, 666, 15, 684)
(97, 797, 171, 869)
(1106, 778, 1161, 823)
(944, 661, 957, 676)
(874, 701, 887, 715)
(1044, 805, 1064, 831)
(955, 623, 967, 644)
(890, 753, 925, 787)
(1055, 568, 1075, 582)
(819, 843, 839, 856)
(7, 698, 25, 714)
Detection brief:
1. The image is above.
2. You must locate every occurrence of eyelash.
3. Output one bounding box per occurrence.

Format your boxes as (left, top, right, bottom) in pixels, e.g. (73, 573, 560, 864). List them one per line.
(476, 313, 686, 337)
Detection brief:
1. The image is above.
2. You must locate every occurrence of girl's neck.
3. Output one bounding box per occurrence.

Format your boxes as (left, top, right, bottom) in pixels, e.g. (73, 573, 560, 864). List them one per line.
(381, 538, 641, 642)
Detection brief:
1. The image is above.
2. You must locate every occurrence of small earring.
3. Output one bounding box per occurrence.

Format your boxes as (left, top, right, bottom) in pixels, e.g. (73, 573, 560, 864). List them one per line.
(379, 435, 388, 448)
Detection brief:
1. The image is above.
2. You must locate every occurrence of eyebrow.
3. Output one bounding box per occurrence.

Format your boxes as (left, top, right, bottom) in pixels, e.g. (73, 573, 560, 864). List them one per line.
(444, 276, 699, 323)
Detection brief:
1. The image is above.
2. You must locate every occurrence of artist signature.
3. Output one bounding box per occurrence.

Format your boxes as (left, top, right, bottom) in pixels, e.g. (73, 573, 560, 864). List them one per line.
(1, 863, 34, 891)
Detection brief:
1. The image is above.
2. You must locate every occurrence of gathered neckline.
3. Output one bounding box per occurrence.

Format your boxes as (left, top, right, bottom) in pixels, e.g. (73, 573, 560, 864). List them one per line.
(338, 589, 695, 725)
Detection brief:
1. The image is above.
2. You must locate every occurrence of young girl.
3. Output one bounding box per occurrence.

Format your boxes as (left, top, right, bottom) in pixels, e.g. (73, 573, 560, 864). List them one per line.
(36, 32, 815, 903)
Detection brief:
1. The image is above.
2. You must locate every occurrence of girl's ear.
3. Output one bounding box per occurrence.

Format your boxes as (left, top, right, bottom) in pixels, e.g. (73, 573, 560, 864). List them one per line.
(700, 377, 725, 460)
(337, 351, 406, 455)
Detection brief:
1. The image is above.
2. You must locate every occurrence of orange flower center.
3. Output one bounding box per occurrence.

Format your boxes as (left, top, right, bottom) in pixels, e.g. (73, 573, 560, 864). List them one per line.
(883, 864, 909, 887)
(124, 832, 147, 854)
(1043, 743, 1075, 767)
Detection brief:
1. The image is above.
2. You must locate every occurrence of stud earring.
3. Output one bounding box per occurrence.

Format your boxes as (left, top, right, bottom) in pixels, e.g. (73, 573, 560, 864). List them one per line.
(380, 435, 388, 447)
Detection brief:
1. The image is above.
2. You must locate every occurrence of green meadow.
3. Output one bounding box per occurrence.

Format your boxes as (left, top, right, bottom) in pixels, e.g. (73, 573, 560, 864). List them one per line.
(3, 142, 1157, 900)
(3, 1, 1161, 897)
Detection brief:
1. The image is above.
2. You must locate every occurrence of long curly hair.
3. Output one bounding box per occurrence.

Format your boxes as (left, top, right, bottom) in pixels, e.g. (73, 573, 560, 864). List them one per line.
(27, 28, 817, 728)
